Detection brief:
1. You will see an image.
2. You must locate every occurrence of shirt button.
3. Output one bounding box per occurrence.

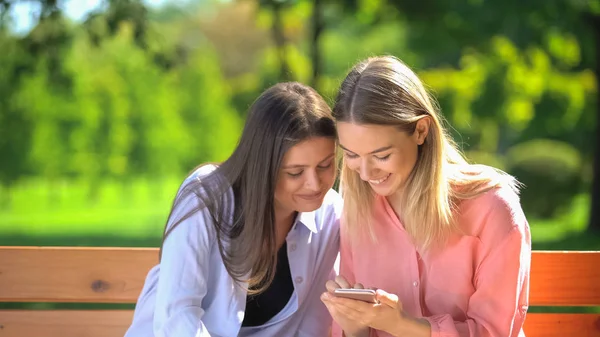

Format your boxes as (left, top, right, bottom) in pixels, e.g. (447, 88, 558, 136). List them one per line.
(295, 276, 303, 284)
(290, 243, 297, 252)
(413, 281, 419, 287)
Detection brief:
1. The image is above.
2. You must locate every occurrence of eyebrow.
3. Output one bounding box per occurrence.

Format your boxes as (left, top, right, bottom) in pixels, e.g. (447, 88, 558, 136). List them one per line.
(281, 153, 336, 169)
(339, 144, 392, 155)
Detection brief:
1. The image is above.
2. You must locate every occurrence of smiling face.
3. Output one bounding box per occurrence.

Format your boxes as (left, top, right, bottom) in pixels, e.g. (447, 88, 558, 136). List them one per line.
(274, 136, 337, 215)
(337, 121, 428, 197)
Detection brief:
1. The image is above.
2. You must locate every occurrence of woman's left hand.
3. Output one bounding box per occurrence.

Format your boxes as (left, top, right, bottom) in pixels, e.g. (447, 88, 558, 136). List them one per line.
(325, 288, 408, 335)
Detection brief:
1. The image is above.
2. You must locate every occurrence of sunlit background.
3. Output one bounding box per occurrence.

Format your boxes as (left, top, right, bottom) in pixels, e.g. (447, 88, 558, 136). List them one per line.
(0, 0, 598, 254)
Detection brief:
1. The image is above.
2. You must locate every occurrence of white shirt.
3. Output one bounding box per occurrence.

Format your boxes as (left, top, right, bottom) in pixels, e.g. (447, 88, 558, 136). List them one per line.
(124, 165, 342, 337)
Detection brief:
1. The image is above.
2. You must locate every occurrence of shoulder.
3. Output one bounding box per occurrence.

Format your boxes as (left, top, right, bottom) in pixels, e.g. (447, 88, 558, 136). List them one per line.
(458, 183, 529, 246)
(178, 164, 229, 199)
(167, 164, 233, 236)
(183, 164, 220, 188)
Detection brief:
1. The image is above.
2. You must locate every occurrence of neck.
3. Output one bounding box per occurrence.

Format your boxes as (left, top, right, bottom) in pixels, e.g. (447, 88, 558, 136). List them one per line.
(274, 207, 296, 249)
(386, 189, 404, 220)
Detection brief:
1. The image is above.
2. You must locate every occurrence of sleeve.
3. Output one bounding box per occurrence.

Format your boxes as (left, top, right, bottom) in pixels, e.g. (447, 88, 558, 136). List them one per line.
(424, 195, 532, 337)
(153, 186, 216, 337)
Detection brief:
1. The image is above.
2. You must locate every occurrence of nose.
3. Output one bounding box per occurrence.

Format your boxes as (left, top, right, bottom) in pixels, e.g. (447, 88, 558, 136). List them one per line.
(358, 158, 374, 181)
(305, 170, 321, 191)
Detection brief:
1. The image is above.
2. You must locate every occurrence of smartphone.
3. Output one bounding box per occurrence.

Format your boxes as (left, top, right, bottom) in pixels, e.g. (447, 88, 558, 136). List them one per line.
(333, 288, 378, 303)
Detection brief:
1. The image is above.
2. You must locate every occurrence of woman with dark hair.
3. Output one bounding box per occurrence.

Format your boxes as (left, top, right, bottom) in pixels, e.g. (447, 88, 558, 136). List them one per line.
(125, 82, 342, 336)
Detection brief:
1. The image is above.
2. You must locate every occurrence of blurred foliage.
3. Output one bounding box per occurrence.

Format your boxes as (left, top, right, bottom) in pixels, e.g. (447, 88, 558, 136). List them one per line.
(506, 139, 584, 218)
(0, 0, 598, 239)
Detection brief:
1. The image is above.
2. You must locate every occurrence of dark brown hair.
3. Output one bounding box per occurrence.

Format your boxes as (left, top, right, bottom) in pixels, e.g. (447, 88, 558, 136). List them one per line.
(160, 82, 336, 294)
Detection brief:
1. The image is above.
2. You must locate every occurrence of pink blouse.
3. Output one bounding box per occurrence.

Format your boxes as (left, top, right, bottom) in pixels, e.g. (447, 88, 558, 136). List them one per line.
(333, 186, 531, 337)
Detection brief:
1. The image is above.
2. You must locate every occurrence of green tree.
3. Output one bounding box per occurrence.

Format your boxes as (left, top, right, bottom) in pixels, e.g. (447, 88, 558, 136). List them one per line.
(85, 0, 149, 48)
(383, 0, 600, 230)
(259, 0, 294, 81)
(174, 48, 243, 168)
(0, 30, 31, 200)
(10, 57, 73, 203)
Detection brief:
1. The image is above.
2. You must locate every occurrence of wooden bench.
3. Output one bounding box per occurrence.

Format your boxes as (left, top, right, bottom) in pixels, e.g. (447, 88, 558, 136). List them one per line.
(0, 247, 599, 337)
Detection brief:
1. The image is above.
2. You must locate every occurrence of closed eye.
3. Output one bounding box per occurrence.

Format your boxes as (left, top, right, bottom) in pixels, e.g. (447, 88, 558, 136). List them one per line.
(375, 154, 390, 161)
(287, 171, 303, 177)
(318, 161, 333, 169)
(344, 152, 359, 159)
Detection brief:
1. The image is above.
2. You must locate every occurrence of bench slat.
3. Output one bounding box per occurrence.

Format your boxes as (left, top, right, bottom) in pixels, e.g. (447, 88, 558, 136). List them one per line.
(0, 247, 157, 303)
(529, 251, 600, 306)
(0, 310, 133, 337)
(524, 313, 600, 337)
(0, 310, 598, 337)
(1, 247, 599, 306)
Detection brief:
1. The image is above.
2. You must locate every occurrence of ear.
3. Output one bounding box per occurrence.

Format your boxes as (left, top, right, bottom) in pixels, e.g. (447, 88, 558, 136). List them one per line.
(414, 117, 430, 145)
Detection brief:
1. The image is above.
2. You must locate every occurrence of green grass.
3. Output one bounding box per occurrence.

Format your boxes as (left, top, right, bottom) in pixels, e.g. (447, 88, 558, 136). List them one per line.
(0, 178, 598, 250)
(0, 177, 182, 241)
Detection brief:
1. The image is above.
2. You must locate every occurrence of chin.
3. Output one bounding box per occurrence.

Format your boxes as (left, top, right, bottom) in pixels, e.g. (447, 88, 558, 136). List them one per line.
(295, 198, 326, 212)
(368, 180, 400, 197)
(370, 187, 395, 197)
(296, 203, 323, 213)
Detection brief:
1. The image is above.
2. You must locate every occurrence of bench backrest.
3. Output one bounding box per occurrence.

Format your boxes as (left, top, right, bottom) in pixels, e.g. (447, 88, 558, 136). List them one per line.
(0, 247, 599, 337)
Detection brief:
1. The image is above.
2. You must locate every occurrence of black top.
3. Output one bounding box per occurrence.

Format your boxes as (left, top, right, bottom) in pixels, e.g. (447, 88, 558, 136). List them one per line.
(241, 241, 295, 327)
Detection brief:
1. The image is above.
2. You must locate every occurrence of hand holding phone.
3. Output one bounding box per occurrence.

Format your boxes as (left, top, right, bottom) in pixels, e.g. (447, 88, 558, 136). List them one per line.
(333, 288, 378, 303)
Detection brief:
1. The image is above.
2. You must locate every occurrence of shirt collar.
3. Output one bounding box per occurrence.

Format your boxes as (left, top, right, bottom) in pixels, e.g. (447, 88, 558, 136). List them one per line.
(295, 211, 318, 233)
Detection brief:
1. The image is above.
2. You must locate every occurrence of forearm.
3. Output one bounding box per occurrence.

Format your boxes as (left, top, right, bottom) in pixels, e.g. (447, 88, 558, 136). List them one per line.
(343, 328, 370, 337)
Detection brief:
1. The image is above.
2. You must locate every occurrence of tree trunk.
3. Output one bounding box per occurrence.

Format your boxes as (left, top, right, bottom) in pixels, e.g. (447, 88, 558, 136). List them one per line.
(271, 1, 290, 81)
(589, 13, 600, 233)
(0, 1, 11, 25)
(310, 0, 324, 88)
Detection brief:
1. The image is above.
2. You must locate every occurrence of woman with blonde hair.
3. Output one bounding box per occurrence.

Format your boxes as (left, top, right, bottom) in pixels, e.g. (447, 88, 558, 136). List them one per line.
(321, 56, 531, 337)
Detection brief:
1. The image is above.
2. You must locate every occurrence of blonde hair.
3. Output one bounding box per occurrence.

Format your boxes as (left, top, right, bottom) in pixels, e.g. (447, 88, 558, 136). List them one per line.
(332, 56, 519, 251)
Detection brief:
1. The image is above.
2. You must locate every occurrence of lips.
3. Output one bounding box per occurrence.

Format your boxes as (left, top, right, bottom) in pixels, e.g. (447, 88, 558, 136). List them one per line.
(297, 192, 323, 200)
(368, 173, 391, 185)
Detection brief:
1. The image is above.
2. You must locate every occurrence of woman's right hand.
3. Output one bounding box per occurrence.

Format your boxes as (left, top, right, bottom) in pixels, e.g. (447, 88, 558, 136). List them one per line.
(321, 276, 370, 337)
